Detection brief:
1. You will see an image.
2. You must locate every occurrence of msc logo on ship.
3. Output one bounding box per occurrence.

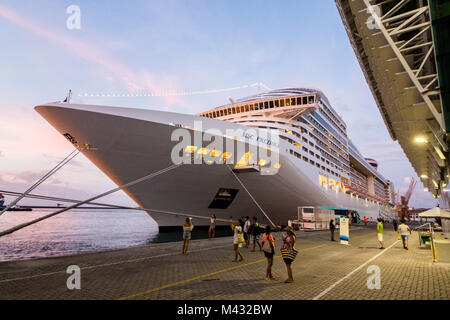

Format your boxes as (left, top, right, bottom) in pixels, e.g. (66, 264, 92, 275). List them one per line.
(63, 133, 78, 145)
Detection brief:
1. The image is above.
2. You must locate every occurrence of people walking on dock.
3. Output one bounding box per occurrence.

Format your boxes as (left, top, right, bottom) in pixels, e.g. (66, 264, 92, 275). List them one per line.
(281, 226, 297, 283)
(0, 193, 5, 207)
(329, 219, 336, 241)
(398, 220, 411, 250)
(182, 218, 194, 255)
(364, 217, 367, 226)
(243, 216, 251, 248)
(262, 225, 275, 280)
(230, 219, 244, 262)
(208, 214, 216, 240)
(377, 218, 385, 249)
(250, 216, 262, 252)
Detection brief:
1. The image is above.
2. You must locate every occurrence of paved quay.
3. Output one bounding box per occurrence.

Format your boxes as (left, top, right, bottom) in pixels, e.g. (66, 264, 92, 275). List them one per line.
(0, 224, 448, 300)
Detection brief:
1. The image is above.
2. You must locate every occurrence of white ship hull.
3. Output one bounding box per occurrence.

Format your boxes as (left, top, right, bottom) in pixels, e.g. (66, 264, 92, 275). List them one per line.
(35, 103, 396, 229)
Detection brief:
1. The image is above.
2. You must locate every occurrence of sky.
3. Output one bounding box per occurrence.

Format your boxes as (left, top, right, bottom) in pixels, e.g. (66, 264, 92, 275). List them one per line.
(0, 0, 437, 208)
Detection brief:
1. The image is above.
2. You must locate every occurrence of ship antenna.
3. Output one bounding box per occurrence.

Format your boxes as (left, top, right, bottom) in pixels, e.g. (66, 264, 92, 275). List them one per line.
(63, 89, 72, 103)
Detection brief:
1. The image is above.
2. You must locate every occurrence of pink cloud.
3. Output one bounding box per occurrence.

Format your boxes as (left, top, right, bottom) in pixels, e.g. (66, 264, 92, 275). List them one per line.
(0, 4, 180, 103)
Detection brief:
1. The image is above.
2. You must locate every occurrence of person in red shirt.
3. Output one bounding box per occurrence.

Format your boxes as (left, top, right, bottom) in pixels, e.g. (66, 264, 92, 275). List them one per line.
(262, 226, 275, 280)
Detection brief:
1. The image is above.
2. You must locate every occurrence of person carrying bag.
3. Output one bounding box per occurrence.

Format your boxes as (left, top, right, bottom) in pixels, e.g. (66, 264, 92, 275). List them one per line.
(281, 226, 298, 283)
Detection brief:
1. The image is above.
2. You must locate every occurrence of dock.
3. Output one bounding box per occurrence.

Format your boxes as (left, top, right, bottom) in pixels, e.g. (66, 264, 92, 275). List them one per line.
(0, 224, 448, 300)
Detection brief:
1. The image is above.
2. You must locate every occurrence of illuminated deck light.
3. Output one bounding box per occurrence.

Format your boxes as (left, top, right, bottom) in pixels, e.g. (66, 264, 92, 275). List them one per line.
(415, 137, 427, 143)
(222, 152, 232, 159)
(185, 146, 197, 153)
(198, 148, 210, 155)
(210, 149, 222, 157)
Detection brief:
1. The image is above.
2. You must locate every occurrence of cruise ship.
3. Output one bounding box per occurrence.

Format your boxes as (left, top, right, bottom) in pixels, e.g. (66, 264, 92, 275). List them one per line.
(35, 88, 397, 229)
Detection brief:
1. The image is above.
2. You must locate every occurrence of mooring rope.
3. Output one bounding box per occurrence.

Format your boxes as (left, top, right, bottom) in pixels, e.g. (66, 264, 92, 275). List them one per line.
(0, 149, 80, 217)
(0, 190, 133, 209)
(226, 165, 276, 227)
(0, 163, 182, 237)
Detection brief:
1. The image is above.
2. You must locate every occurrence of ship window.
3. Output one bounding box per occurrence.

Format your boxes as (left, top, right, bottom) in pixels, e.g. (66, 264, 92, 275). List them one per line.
(303, 96, 307, 104)
(240, 106, 245, 112)
(291, 98, 296, 106)
(232, 107, 236, 114)
(303, 156, 308, 162)
(264, 101, 269, 109)
(250, 104, 254, 111)
(321, 166, 326, 170)
(220, 110, 224, 116)
(297, 97, 302, 105)
(224, 109, 228, 115)
(245, 105, 249, 112)
(269, 101, 274, 108)
(309, 151, 314, 156)
(274, 100, 279, 108)
(302, 146, 308, 152)
(285, 99, 290, 107)
(259, 102, 263, 109)
(327, 168, 330, 173)
(309, 96, 314, 104)
(316, 163, 320, 168)
(280, 99, 285, 107)
(310, 160, 315, 165)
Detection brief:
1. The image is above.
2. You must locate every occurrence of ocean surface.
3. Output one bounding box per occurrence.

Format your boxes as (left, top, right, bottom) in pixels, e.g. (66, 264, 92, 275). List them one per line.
(0, 209, 231, 262)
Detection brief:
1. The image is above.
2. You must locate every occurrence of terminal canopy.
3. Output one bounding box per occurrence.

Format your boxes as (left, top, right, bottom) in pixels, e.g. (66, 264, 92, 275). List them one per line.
(418, 207, 450, 219)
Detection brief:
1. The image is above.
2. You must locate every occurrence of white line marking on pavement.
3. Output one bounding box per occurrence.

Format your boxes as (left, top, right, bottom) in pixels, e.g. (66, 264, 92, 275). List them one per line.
(312, 240, 400, 300)
(0, 243, 231, 283)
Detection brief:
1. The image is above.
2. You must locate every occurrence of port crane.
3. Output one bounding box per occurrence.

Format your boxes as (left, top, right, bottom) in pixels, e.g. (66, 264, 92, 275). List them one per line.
(397, 178, 417, 221)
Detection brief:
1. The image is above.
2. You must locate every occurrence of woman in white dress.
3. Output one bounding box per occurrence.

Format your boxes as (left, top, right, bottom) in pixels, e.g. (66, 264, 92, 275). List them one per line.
(230, 219, 244, 262)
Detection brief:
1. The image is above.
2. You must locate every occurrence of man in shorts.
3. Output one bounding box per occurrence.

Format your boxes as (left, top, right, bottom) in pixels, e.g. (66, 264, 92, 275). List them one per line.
(377, 218, 384, 249)
(398, 220, 412, 250)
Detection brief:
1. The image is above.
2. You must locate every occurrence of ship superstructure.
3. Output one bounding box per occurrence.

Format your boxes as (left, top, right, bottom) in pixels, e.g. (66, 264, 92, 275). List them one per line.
(199, 88, 396, 210)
